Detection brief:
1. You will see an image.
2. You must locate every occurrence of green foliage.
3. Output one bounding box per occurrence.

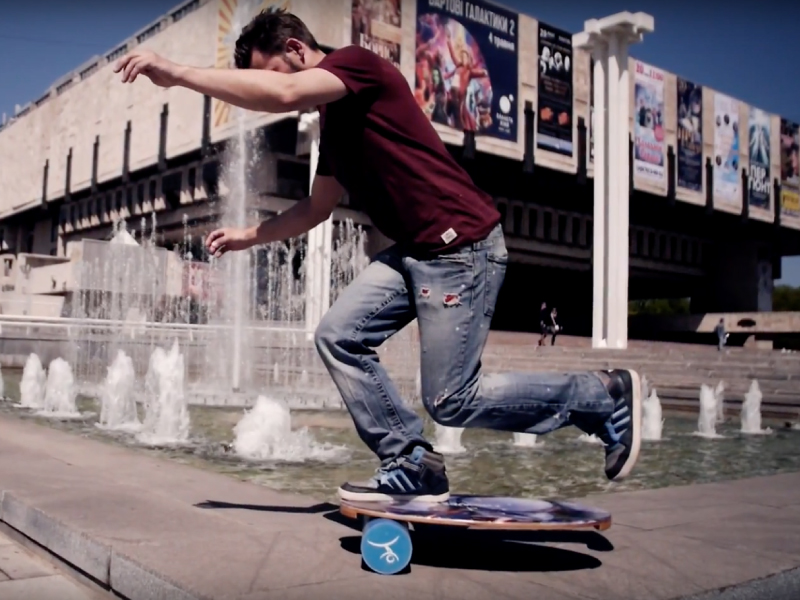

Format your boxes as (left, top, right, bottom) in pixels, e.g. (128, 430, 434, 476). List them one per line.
(628, 298, 691, 316)
(773, 285, 800, 312)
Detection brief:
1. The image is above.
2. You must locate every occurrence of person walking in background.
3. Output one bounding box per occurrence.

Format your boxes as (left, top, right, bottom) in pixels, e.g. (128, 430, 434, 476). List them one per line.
(549, 307, 561, 346)
(538, 302, 550, 347)
(714, 318, 727, 351)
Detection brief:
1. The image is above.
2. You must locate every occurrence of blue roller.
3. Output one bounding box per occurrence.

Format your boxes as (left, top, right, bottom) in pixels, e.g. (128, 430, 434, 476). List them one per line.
(360, 518, 412, 575)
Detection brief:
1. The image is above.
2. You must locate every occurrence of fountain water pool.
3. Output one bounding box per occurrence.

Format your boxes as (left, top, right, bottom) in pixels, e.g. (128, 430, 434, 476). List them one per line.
(513, 433, 542, 447)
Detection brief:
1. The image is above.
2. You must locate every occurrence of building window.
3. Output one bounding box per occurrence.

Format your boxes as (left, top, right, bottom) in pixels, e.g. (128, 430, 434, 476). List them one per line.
(528, 208, 538, 238)
(115, 191, 122, 212)
(126, 187, 133, 215)
(149, 180, 157, 204)
(51, 218, 58, 243)
(543, 211, 553, 241)
(512, 206, 523, 236)
(137, 183, 145, 208)
(70, 205, 76, 224)
(105, 193, 112, 216)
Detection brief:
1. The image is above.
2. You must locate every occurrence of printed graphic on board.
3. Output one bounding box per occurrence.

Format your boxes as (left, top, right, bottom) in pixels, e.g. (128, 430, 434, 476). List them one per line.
(536, 22, 573, 156)
(633, 61, 666, 183)
(677, 78, 703, 192)
(352, 0, 402, 68)
(214, 0, 291, 130)
(415, 0, 519, 141)
(780, 119, 800, 217)
(713, 93, 740, 206)
(748, 107, 771, 210)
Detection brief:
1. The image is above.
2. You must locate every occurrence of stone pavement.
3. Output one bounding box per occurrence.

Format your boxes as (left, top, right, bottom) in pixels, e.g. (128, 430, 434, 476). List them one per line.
(0, 527, 103, 600)
(0, 414, 799, 600)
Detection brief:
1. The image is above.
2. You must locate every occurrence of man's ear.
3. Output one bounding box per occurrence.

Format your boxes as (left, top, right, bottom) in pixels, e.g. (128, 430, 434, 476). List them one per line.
(285, 38, 304, 62)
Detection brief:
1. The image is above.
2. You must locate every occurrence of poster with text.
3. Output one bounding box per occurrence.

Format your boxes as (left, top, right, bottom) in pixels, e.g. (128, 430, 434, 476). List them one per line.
(713, 93, 740, 205)
(676, 78, 703, 191)
(415, 0, 519, 141)
(633, 61, 666, 183)
(214, 0, 291, 130)
(352, 0, 402, 68)
(589, 58, 594, 163)
(780, 119, 800, 217)
(748, 107, 771, 209)
(536, 22, 572, 156)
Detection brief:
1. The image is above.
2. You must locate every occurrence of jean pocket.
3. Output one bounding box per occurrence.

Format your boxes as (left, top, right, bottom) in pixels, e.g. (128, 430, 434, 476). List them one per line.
(484, 252, 507, 317)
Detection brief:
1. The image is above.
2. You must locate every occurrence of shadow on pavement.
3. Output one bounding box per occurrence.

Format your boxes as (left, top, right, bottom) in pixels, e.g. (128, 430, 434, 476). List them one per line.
(194, 500, 337, 514)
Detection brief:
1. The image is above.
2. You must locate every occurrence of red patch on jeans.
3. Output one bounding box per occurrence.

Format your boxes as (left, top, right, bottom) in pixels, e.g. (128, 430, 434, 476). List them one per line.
(420, 287, 431, 299)
(443, 293, 461, 307)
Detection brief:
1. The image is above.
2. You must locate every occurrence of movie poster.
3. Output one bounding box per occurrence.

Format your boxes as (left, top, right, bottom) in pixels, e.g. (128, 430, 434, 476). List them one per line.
(713, 94, 740, 205)
(780, 119, 800, 217)
(589, 58, 594, 163)
(536, 22, 573, 156)
(414, 0, 519, 142)
(351, 0, 402, 68)
(676, 78, 703, 191)
(633, 61, 666, 183)
(748, 107, 771, 209)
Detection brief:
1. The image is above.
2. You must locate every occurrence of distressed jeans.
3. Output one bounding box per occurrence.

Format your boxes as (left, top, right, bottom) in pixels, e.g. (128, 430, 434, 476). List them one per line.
(314, 224, 615, 465)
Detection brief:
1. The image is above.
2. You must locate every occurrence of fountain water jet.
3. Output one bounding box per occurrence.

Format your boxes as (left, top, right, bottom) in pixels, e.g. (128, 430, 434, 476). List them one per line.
(232, 396, 346, 462)
(576, 433, 604, 444)
(97, 350, 141, 433)
(433, 425, 467, 454)
(17, 353, 46, 409)
(512, 433, 542, 447)
(740, 380, 773, 435)
(37, 358, 81, 418)
(714, 381, 726, 423)
(694, 384, 724, 438)
(0, 364, 4, 399)
(642, 388, 664, 441)
(137, 342, 190, 445)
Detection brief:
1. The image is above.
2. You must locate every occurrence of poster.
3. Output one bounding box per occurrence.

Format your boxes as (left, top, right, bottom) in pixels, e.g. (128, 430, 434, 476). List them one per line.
(414, 0, 519, 141)
(780, 119, 800, 217)
(676, 78, 703, 191)
(536, 22, 573, 156)
(214, 0, 291, 130)
(633, 61, 666, 183)
(748, 107, 771, 209)
(713, 93, 740, 205)
(351, 0, 402, 68)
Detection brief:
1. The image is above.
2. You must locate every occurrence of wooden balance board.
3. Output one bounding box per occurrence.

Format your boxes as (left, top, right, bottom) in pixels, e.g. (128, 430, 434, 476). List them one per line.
(340, 495, 611, 574)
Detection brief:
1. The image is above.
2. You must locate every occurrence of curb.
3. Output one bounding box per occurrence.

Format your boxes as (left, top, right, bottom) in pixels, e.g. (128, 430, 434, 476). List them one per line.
(0, 490, 205, 600)
(678, 566, 800, 600)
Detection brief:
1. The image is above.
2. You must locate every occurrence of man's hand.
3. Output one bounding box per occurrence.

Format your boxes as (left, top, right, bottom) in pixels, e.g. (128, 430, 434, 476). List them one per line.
(114, 50, 183, 87)
(205, 227, 257, 258)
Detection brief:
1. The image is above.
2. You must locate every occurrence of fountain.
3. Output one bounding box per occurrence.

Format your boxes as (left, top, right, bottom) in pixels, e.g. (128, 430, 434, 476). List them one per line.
(17, 353, 46, 409)
(695, 384, 724, 438)
(433, 424, 467, 454)
(0, 364, 4, 399)
(714, 380, 726, 423)
(232, 395, 346, 462)
(512, 433, 542, 447)
(136, 342, 190, 445)
(37, 358, 81, 418)
(97, 350, 140, 433)
(642, 388, 664, 441)
(740, 380, 773, 435)
(577, 433, 604, 444)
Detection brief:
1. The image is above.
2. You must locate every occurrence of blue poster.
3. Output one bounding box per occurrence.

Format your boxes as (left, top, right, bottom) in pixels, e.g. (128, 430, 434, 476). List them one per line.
(748, 107, 771, 209)
(676, 78, 703, 191)
(536, 22, 573, 156)
(414, 0, 519, 142)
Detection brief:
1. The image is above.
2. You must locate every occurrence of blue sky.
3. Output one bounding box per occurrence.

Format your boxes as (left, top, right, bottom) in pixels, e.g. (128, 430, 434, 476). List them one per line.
(1, 0, 799, 285)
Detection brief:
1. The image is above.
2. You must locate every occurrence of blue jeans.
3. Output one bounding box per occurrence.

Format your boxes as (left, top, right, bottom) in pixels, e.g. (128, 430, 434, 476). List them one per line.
(315, 224, 615, 465)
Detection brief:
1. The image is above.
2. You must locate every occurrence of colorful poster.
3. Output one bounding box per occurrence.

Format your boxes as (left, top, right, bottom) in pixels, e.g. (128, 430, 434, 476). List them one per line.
(633, 61, 666, 183)
(589, 58, 594, 163)
(713, 93, 740, 205)
(536, 22, 573, 156)
(414, 0, 519, 141)
(214, 0, 291, 130)
(780, 119, 800, 217)
(748, 107, 771, 209)
(676, 78, 703, 191)
(351, 0, 402, 68)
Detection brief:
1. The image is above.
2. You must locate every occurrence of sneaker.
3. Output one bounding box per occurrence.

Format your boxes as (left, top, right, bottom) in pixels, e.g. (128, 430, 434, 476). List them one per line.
(337, 446, 450, 502)
(596, 369, 642, 481)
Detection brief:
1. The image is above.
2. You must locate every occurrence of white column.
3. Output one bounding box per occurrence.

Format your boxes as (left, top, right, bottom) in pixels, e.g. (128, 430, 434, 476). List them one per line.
(591, 44, 608, 347)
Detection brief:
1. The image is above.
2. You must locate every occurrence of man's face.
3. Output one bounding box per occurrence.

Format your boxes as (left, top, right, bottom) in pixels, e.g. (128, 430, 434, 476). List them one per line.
(250, 39, 308, 73)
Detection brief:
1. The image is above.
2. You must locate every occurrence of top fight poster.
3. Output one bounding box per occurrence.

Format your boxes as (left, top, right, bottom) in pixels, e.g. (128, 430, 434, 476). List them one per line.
(780, 119, 800, 217)
(536, 22, 573, 156)
(633, 61, 666, 184)
(414, 0, 519, 142)
(351, 0, 403, 68)
(748, 107, 771, 209)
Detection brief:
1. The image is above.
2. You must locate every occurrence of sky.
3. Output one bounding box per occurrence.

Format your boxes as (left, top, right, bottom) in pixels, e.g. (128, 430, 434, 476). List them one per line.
(1, 0, 799, 285)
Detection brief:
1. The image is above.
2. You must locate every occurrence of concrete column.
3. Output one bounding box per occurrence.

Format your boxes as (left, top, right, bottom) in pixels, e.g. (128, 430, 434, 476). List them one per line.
(575, 12, 654, 349)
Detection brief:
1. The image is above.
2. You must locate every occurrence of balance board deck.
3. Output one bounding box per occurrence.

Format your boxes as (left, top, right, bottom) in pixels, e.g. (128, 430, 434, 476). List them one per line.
(340, 495, 612, 531)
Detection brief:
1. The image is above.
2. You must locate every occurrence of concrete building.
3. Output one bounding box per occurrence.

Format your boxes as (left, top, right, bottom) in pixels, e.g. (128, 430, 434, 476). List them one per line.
(1, 0, 798, 347)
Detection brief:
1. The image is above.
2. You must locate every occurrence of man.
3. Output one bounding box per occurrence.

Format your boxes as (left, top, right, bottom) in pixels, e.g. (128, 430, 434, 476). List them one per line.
(115, 9, 642, 503)
(714, 318, 727, 352)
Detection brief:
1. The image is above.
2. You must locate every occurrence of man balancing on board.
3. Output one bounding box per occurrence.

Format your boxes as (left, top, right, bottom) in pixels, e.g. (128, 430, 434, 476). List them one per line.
(115, 9, 642, 503)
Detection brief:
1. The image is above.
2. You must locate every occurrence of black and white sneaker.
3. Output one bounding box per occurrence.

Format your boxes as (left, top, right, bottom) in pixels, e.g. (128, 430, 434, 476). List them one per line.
(596, 369, 642, 481)
(337, 446, 450, 502)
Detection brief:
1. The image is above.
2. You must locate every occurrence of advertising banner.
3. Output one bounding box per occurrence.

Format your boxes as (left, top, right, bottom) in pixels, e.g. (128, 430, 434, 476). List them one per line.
(536, 22, 573, 156)
(214, 0, 291, 130)
(414, 0, 519, 141)
(780, 119, 800, 217)
(676, 78, 703, 191)
(633, 61, 666, 183)
(747, 107, 771, 209)
(713, 93, 740, 205)
(351, 0, 402, 68)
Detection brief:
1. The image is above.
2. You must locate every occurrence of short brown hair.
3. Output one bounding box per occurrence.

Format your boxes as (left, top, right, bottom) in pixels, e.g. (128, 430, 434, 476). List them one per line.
(234, 8, 320, 69)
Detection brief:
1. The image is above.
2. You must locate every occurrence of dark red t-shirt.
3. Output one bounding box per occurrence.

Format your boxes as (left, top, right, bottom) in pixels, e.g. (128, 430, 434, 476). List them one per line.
(315, 45, 500, 253)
